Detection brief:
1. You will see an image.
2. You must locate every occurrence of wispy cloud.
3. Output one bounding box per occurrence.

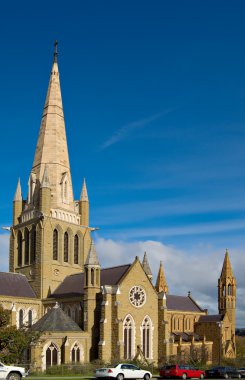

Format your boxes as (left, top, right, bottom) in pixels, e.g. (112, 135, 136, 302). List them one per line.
(100, 108, 175, 150)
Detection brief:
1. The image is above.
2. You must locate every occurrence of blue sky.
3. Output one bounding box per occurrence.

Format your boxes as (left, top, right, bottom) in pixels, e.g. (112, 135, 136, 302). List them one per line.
(1, 0, 245, 325)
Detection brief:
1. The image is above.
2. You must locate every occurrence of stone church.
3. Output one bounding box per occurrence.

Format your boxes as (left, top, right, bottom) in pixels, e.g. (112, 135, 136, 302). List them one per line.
(0, 43, 237, 370)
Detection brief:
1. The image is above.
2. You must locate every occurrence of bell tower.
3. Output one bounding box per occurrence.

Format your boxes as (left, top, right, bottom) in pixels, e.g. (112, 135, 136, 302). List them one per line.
(218, 250, 236, 339)
(9, 42, 92, 299)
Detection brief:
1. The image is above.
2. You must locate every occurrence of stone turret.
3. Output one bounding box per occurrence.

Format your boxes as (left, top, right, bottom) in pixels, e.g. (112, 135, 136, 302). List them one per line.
(84, 240, 101, 360)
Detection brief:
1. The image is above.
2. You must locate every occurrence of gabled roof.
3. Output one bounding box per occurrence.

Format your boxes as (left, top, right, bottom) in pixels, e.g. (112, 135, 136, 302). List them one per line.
(49, 264, 131, 298)
(166, 294, 204, 312)
(0, 272, 36, 298)
(198, 314, 223, 323)
(32, 304, 81, 332)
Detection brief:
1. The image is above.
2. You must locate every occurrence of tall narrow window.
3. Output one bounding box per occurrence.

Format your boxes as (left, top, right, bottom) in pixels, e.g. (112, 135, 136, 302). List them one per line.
(64, 232, 69, 262)
(24, 228, 29, 265)
(19, 309, 24, 328)
(46, 343, 58, 368)
(71, 343, 81, 363)
(74, 235, 79, 264)
(228, 284, 232, 296)
(91, 268, 94, 286)
(123, 316, 134, 359)
(17, 231, 22, 267)
(142, 317, 152, 359)
(53, 229, 58, 260)
(30, 225, 36, 264)
(28, 310, 33, 326)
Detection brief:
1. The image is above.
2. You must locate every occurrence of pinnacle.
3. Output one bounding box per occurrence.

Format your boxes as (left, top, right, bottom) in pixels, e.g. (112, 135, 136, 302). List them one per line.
(142, 251, 153, 278)
(155, 260, 169, 293)
(14, 178, 22, 201)
(85, 240, 100, 266)
(80, 178, 89, 201)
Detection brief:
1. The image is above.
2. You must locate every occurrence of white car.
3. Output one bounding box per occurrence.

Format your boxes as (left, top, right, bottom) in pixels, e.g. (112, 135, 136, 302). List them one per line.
(95, 363, 152, 380)
(0, 362, 29, 380)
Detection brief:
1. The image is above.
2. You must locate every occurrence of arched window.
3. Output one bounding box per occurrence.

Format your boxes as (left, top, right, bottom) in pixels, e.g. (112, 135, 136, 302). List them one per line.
(228, 284, 232, 296)
(19, 309, 24, 328)
(30, 225, 36, 264)
(123, 315, 134, 359)
(24, 228, 29, 265)
(28, 309, 33, 326)
(64, 181, 68, 199)
(46, 343, 58, 368)
(74, 235, 79, 264)
(64, 232, 69, 262)
(17, 231, 22, 267)
(91, 268, 95, 286)
(53, 229, 58, 260)
(71, 343, 80, 363)
(67, 307, 71, 317)
(142, 317, 152, 359)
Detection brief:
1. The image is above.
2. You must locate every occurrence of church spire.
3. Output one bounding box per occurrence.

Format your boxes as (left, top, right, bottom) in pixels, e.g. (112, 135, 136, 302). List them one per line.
(31, 41, 74, 211)
(220, 249, 234, 278)
(142, 252, 153, 281)
(155, 261, 169, 293)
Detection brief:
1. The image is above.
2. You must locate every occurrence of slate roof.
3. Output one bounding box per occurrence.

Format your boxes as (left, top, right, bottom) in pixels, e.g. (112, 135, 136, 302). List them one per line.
(32, 304, 82, 332)
(166, 294, 204, 312)
(198, 314, 223, 323)
(49, 264, 131, 298)
(0, 272, 36, 298)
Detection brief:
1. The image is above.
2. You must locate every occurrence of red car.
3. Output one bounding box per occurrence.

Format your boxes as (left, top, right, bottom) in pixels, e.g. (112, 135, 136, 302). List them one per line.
(160, 364, 205, 379)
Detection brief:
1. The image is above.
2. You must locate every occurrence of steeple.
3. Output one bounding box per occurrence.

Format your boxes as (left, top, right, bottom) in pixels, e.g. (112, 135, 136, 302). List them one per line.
(220, 249, 234, 278)
(31, 41, 74, 211)
(14, 178, 22, 201)
(142, 252, 153, 281)
(155, 261, 169, 294)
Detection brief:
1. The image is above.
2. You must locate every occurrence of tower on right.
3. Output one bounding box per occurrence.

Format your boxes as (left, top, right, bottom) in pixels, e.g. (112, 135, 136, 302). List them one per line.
(218, 249, 236, 354)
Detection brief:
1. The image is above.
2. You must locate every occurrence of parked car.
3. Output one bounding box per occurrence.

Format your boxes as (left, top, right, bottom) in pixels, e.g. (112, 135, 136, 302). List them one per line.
(206, 367, 241, 379)
(159, 364, 205, 379)
(95, 363, 152, 380)
(237, 369, 245, 378)
(0, 362, 29, 380)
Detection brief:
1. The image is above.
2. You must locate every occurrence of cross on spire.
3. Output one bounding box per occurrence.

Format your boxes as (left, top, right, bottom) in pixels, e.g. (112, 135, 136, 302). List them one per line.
(54, 40, 58, 63)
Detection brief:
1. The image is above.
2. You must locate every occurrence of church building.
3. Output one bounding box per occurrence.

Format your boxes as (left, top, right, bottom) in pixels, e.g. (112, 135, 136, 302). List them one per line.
(0, 43, 237, 370)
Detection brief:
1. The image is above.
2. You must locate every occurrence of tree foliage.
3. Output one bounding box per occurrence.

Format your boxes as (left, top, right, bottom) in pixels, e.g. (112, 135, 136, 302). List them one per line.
(0, 305, 39, 364)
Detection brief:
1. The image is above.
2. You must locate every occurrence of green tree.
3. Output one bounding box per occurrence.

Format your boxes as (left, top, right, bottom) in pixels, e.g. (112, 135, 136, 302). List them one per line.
(0, 305, 39, 364)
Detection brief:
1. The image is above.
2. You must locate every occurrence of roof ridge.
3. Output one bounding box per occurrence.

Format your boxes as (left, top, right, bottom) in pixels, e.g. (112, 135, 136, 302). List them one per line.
(101, 263, 131, 270)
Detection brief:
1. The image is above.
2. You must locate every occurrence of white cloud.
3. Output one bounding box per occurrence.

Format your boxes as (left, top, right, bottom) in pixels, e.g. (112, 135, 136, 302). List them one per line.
(95, 236, 245, 327)
(100, 109, 175, 150)
(0, 234, 9, 272)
